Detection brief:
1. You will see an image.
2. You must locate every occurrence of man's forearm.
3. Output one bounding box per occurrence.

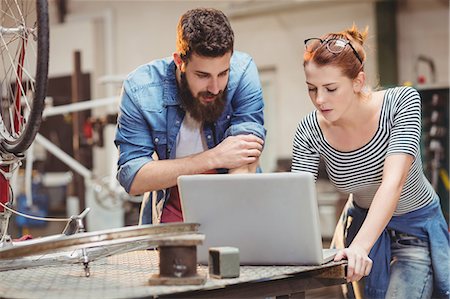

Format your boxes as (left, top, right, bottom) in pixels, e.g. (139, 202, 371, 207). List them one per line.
(129, 134, 263, 195)
(228, 159, 259, 174)
(129, 151, 216, 195)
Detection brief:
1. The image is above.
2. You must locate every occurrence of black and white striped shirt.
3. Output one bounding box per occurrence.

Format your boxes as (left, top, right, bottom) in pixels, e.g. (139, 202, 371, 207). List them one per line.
(292, 86, 437, 215)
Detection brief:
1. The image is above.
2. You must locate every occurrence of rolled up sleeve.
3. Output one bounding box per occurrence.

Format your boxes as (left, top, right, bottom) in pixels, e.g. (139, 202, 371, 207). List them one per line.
(114, 82, 155, 193)
(224, 121, 266, 140)
(225, 56, 266, 140)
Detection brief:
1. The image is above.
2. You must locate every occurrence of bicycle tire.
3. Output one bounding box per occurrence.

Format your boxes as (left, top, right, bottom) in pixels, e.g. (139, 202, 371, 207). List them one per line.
(0, 0, 49, 154)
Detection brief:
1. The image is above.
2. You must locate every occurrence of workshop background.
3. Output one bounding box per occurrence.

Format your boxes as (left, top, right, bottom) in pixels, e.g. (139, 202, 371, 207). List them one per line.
(8, 0, 449, 248)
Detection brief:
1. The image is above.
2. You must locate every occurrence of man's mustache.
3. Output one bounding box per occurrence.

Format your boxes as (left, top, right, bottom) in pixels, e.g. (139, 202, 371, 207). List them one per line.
(198, 91, 221, 98)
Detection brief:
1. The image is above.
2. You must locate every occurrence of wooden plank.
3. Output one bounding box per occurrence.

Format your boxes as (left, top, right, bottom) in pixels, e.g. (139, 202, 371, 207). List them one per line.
(161, 264, 346, 298)
(149, 274, 207, 286)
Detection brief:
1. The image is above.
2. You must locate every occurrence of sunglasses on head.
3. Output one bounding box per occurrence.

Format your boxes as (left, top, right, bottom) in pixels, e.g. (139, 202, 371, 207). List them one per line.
(304, 37, 363, 64)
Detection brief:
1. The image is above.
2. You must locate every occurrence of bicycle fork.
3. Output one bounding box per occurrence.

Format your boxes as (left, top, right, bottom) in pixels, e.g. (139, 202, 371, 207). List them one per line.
(0, 167, 11, 244)
(0, 164, 13, 245)
(63, 208, 92, 277)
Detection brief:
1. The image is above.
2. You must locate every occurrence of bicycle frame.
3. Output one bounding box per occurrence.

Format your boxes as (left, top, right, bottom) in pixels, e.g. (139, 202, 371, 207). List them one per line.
(0, 154, 23, 241)
(1, 36, 26, 210)
(0, 169, 7, 212)
(0, 164, 10, 239)
(0, 13, 34, 213)
(2, 94, 126, 237)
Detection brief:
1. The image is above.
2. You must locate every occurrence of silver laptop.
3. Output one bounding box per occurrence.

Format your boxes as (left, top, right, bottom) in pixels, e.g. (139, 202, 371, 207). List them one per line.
(178, 172, 337, 265)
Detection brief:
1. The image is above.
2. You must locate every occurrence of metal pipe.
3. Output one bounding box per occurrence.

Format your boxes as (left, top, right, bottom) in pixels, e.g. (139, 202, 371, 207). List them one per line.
(42, 96, 119, 118)
(34, 134, 92, 180)
(25, 143, 34, 207)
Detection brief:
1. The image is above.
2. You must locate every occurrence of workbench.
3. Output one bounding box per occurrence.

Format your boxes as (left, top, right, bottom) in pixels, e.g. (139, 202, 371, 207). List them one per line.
(0, 250, 346, 298)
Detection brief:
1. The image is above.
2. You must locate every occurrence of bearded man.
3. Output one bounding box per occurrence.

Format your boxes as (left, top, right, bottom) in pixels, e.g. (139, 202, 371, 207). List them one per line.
(115, 8, 266, 224)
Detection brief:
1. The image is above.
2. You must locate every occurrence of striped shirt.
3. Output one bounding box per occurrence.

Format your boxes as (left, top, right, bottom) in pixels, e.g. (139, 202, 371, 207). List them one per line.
(292, 86, 437, 215)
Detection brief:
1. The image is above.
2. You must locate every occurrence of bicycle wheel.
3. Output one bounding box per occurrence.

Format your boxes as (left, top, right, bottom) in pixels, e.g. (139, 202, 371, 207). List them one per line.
(0, 0, 49, 154)
(0, 222, 201, 265)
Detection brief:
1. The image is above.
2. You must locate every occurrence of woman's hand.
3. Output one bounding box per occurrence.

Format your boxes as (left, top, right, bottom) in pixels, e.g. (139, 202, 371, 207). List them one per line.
(334, 244, 373, 282)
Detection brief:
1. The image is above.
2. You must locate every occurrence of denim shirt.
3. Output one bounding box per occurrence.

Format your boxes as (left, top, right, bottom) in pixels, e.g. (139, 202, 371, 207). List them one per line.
(342, 198, 449, 298)
(114, 51, 266, 223)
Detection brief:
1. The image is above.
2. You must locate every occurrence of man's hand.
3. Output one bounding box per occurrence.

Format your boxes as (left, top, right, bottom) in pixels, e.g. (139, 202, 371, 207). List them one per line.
(211, 135, 264, 170)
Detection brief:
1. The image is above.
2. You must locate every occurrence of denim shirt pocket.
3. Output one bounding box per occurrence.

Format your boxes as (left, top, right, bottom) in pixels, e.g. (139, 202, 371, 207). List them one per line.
(136, 84, 165, 113)
(152, 131, 168, 160)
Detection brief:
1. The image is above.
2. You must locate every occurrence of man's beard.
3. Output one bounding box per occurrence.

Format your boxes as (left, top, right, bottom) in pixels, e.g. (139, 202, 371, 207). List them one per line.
(179, 72, 227, 123)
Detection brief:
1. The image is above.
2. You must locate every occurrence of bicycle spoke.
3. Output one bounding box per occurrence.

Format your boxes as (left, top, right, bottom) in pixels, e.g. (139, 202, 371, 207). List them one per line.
(13, 0, 27, 25)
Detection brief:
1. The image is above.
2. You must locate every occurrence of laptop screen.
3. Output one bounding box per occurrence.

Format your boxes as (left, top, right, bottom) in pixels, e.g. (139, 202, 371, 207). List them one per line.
(178, 172, 327, 265)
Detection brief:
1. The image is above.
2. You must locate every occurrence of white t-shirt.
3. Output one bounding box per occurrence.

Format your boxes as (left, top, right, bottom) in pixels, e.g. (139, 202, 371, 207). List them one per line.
(175, 112, 207, 158)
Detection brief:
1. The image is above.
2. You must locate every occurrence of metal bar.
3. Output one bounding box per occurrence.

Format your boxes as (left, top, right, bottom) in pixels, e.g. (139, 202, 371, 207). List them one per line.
(34, 134, 92, 180)
(71, 50, 86, 217)
(42, 96, 119, 117)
